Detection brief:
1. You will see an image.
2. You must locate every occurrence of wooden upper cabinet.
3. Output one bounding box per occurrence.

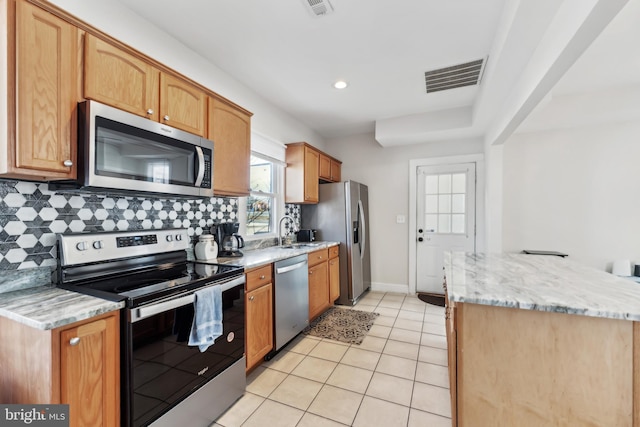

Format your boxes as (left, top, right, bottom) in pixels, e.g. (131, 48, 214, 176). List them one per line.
(303, 147, 320, 203)
(330, 158, 341, 182)
(84, 34, 160, 121)
(319, 153, 342, 183)
(286, 142, 342, 203)
(160, 73, 207, 136)
(10, 0, 79, 180)
(208, 96, 251, 196)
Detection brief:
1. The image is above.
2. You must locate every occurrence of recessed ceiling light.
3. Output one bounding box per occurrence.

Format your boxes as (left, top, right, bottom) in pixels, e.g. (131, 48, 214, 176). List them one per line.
(334, 80, 348, 89)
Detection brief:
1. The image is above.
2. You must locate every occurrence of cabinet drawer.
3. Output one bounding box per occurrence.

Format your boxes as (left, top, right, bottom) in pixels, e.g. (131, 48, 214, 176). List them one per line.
(329, 245, 339, 259)
(246, 264, 273, 292)
(308, 248, 329, 266)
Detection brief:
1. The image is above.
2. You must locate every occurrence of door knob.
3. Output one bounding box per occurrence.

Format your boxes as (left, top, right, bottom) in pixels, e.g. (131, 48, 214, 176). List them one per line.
(418, 237, 424, 242)
(418, 228, 423, 233)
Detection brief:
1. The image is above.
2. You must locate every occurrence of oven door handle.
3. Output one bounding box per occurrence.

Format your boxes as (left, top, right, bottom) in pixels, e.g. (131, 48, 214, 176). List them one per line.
(130, 275, 245, 323)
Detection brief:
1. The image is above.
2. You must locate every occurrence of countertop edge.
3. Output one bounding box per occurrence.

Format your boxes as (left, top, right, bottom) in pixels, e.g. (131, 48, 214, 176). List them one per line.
(445, 252, 640, 322)
(0, 287, 125, 330)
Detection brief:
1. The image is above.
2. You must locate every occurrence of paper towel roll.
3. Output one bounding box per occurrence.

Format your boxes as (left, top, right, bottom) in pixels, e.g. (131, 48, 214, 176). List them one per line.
(612, 259, 632, 276)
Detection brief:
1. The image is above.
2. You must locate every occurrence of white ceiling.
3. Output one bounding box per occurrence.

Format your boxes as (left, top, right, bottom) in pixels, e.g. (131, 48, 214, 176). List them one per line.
(113, 0, 637, 146)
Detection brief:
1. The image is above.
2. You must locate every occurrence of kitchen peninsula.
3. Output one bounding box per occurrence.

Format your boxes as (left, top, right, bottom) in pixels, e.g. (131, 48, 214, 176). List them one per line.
(444, 252, 640, 427)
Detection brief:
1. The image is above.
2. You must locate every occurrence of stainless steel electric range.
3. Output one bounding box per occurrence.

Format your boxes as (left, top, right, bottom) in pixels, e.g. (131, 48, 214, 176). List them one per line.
(56, 228, 246, 427)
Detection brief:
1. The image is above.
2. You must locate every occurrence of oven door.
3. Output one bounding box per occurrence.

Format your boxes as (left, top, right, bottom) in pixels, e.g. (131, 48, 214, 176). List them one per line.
(80, 100, 213, 197)
(123, 276, 245, 427)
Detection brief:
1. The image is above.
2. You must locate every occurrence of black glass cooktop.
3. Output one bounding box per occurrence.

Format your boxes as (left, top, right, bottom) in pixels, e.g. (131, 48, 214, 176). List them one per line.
(58, 261, 243, 307)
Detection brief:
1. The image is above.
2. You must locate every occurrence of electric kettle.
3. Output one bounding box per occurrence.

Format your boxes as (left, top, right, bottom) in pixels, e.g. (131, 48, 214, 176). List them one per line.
(194, 234, 218, 260)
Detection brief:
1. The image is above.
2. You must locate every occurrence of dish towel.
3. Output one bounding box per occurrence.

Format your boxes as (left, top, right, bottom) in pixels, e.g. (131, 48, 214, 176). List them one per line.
(189, 285, 223, 352)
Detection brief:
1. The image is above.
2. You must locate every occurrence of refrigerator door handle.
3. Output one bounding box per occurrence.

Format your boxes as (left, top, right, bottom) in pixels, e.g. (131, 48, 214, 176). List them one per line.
(358, 199, 366, 260)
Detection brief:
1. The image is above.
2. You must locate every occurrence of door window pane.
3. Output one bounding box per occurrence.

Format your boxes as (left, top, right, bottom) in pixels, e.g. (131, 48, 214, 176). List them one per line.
(438, 175, 451, 193)
(438, 195, 451, 214)
(425, 195, 438, 214)
(452, 214, 465, 234)
(425, 214, 438, 233)
(425, 175, 439, 194)
(423, 171, 468, 234)
(452, 194, 465, 213)
(438, 215, 451, 233)
(452, 173, 466, 193)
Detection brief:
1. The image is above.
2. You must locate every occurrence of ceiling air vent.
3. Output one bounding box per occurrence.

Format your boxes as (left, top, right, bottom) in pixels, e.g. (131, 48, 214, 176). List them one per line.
(303, 0, 334, 16)
(424, 58, 486, 93)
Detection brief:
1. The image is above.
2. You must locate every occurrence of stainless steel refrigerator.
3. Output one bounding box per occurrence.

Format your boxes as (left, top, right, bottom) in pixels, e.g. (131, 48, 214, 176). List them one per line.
(301, 180, 371, 305)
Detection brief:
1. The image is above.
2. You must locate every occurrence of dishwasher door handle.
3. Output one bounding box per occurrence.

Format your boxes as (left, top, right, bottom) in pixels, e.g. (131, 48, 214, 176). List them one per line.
(276, 260, 307, 274)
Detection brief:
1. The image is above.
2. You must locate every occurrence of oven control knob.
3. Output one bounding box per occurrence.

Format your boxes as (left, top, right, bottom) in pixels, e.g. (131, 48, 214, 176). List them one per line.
(175, 234, 183, 241)
(166, 235, 174, 242)
(93, 240, 103, 250)
(76, 241, 88, 251)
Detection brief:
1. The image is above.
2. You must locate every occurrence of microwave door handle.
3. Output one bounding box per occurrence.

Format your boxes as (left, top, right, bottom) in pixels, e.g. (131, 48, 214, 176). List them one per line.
(194, 146, 205, 187)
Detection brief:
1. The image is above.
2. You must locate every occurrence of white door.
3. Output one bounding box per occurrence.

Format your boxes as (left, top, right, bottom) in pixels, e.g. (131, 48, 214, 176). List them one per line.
(416, 163, 476, 294)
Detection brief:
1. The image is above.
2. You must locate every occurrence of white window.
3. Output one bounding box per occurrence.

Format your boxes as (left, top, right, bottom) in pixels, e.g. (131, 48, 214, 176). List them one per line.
(424, 172, 467, 234)
(239, 133, 286, 240)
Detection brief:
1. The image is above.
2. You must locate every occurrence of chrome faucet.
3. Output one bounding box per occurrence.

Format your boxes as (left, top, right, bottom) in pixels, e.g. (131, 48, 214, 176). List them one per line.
(278, 215, 296, 246)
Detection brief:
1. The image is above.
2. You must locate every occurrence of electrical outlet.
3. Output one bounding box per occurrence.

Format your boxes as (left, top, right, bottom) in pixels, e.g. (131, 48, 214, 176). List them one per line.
(396, 214, 406, 224)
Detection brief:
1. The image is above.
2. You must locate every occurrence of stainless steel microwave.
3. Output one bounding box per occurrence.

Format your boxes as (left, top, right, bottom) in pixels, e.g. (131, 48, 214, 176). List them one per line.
(50, 100, 213, 197)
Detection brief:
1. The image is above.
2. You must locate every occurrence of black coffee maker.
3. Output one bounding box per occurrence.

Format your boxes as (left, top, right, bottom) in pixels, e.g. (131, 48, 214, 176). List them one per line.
(214, 223, 244, 257)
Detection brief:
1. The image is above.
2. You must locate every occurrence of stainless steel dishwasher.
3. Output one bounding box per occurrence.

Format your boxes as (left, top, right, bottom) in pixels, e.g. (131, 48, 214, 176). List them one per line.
(270, 254, 309, 356)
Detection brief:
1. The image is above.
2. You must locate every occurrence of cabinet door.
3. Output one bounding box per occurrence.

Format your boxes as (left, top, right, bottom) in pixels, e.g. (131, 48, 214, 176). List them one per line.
(319, 153, 331, 181)
(309, 262, 329, 320)
(208, 97, 251, 196)
(59, 312, 119, 427)
(246, 283, 273, 370)
(330, 159, 341, 182)
(329, 256, 340, 303)
(303, 147, 319, 203)
(14, 1, 78, 179)
(160, 73, 207, 136)
(84, 34, 160, 121)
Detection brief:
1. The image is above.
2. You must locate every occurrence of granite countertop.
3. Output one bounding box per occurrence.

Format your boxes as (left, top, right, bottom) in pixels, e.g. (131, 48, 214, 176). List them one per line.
(213, 241, 340, 269)
(445, 252, 640, 321)
(0, 286, 124, 330)
(0, 241, 338, 330)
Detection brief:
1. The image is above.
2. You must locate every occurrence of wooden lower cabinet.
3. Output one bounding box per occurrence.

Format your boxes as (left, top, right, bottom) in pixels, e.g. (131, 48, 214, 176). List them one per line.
(0, 311, 120, 427)
(245, 264, 274, 371)
(448, 301, 639, 427)
(308, 248, 330, 320)
(329, 245, 340, 303)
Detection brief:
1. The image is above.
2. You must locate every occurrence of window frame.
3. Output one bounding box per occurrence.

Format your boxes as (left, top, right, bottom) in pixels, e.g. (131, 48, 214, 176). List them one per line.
(239, 151, 285, 240)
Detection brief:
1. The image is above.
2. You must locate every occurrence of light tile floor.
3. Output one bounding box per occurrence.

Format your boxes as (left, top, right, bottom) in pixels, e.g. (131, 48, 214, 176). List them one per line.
(212, 292, 451, 427)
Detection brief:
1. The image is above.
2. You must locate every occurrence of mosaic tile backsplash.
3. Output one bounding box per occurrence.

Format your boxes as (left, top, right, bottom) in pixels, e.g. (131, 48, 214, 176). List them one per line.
(0, 179, 239, 271)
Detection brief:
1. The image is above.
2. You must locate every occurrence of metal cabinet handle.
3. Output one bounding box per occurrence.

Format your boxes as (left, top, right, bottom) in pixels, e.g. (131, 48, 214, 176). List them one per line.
(63, 160, 73, 167)
(309, 271, 313, 275)
(163, 115, 170, 121)
(259, 275, 265, 280)
(69, 337, 80, 346)
(249, 295, 255, 301)
(147, 109, 154, 115)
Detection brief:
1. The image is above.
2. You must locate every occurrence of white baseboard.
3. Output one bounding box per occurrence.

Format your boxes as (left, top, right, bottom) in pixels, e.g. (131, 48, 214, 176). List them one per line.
(370, 282, 409, 294)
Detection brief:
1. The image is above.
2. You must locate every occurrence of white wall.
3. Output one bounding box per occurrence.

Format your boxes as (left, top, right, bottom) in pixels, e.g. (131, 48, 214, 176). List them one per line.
(503, 120, 640, 271)
(48, 0, 325, 148)
(325, 134, 483, 291)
